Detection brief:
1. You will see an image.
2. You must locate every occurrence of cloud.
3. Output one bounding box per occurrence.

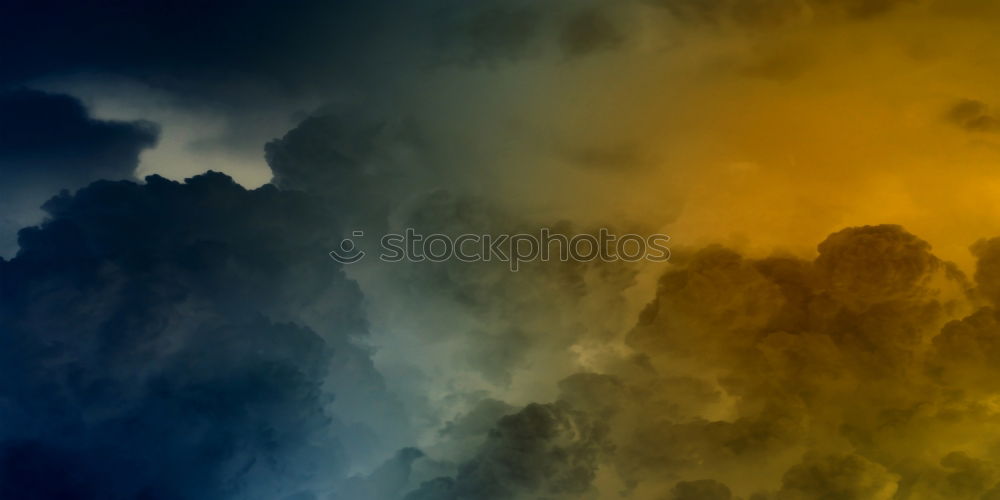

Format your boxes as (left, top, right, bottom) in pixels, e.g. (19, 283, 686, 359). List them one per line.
(946, 99, 1000, 132)
(900, 451, 1000, 499)
(433, 2, 545, 65)
(10, 1, 1000, 499)
(929, 307, 1000, 392)
(17, 146, 979, 500)
(651, 0, 917, 28)
(259, 109, 652, 489)
(432, 399, 519, 461)
(0, 88, 158, 183)
(7, 157, 1000, 499)
(333, 448, 427, 500)
(0, 1, 380, 99)
(0, 88, 158, 256)
(814, 224, 942, 308)
(434, 224, 982, 498)
(263, 111, 432, 232)
(969, 236, 1000, 306)
(405, 402, 612, 499)
(359, 221, 994, 499)
(0, 0, 622, 112)
(559, 7, 625, 57)
(776, 453, 899, 500)
(373, 191, 645, 389)
(0, 172, 403, 498)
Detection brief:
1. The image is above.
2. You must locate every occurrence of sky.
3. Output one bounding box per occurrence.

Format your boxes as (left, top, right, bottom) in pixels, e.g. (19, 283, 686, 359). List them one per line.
(5, 0, 1000, 499)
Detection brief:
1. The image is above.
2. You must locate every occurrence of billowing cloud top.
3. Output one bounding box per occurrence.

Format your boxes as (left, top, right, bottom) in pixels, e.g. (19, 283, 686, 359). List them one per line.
(6, 1, 1000, 499)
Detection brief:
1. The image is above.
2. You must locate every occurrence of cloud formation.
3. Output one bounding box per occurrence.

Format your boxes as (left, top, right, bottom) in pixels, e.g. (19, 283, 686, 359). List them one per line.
(390, 224, 1000, 499)
(0, 89, 158, 256)
(406, 402, 612, 500)
(947, 99, 1000, 132)
(0, 89, 158, 184)
(0, 172, 404, 499)
(10, 1, 1000, 499)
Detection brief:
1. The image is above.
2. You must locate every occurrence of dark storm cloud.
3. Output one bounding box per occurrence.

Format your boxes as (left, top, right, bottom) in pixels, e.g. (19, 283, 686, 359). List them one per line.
(929, 307, 1000, 393)
(286, 216, 993, 499)
(404, 402, 612, 500)
(0, 0, 381, 98)
(263, 110, 437, 239)
(0, 172, 398, 498)
(946, 99, 1000, 132)
(0, 0, 620, 110)
(485, 224, 979, 496)
(381, 189, 642, 386)
(0, 88, 158, 183)
(970, 236, 1000, 305)
(264, 113, 427, 199)
(265, 110, 643, 389)
(264, 116, 653, 492)
(0, 88, 158, 256)
(437, 399, 519, 452)
(776, 453, 899, 499)
(377, 212, 1000, 497)
(814, 224, 942, 307)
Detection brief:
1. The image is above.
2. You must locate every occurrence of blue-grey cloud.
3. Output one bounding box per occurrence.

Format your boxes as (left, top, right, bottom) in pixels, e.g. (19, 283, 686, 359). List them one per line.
(0, 88, 158, 256)
(404, 402, 612, 500)
(0, 89, 158, 183)
(0, 172, 401, 499)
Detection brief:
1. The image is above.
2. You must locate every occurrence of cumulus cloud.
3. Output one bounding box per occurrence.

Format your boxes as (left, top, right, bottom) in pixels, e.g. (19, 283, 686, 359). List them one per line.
(262, 106, 648, 423)
(263, 111, 433, 233)
(405, 402, 612, 500)
(0, 172, 405, 498)
(388, 223, 996, 499)
(0, 88, 158, 256)
(263, 106, 1000, 500)
(9, 1, 1000, 498)
(814, 224, 942, 307)
(10, 124, 1000, 500)
(0, 89, 158, 183)
(5, 207, 982, 500)
(260, 108, 659, 499)
(11, 89, 1000, 500)
(776, 453, 899, 500)
(970, 236, 1000, 305)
